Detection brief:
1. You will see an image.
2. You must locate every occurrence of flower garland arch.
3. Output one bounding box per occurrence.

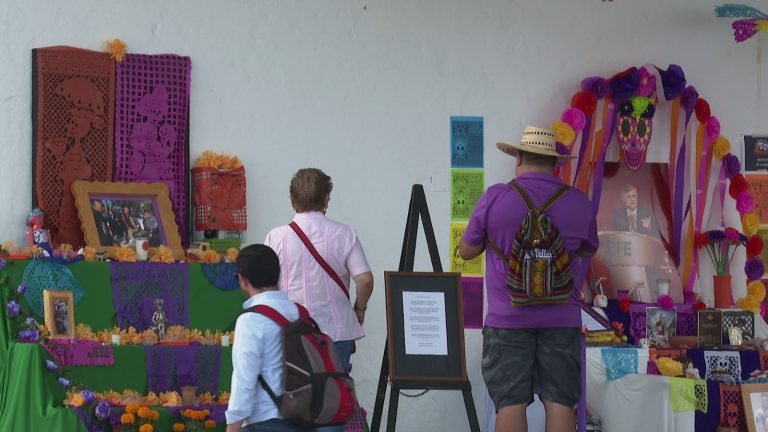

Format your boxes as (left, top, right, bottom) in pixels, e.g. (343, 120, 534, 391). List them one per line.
(550, 64, 765, 314)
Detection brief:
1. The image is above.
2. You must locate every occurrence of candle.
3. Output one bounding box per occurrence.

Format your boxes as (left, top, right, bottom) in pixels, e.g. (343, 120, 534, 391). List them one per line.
(221, 335, 230, 347)
(111, 334, 121, 346)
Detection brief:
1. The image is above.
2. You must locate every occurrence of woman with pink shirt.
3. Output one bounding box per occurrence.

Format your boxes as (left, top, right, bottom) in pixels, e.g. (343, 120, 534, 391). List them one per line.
(264, 168, 374, 429)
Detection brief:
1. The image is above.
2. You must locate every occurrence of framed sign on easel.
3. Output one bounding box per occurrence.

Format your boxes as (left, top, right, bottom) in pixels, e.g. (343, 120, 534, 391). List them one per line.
(370, 184, 480, 432)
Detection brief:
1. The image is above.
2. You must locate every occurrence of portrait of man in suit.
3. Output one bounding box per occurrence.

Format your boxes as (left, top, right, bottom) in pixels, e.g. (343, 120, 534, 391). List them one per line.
(612, 184, 656, 236)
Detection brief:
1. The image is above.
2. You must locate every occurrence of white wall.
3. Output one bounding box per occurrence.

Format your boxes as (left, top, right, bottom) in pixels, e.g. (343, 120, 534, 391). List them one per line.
(1, 1, 767, 430)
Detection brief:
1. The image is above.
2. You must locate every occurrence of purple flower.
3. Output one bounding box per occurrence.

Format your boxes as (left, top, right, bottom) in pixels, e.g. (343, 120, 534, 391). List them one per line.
(681, 86, 699, 112)
(723, 154, 742, 179)
(707, 230, 726, 243)
(16, 283, 27, 295)
(660, 64, 686, 100)
(0, 257, 5, 270)
(641, 104, 656, 119)
(746, 258, 765, 281)
(45, 360, 59, 371)
(95, 400, 111, 420)
(581, 76, 609, 99)
(18, 328, 39, 343)
(609, 67, 640, 103)
(6, 301, 21, 317)
(82, 389, 95, 404)
(25, 317, 38, 326)
(58, 377, 70, 388)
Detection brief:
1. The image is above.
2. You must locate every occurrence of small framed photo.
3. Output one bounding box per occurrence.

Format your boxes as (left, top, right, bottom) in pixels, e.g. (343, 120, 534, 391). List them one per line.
(742, 383, 768, 432)
(72, 181, 184, 260)
(646, 307, 677, 348)
(43, 290, 75, 339)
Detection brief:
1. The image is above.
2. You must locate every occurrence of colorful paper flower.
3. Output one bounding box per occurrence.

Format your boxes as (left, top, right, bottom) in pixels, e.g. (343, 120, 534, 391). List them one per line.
(561, 107, 587, 131)
(609, 67, 640, 102)
(714, 136, 732, 160)
(745, 257, 765, 280)
(729, 174, 748, 199)
(657, 294, 674, 310)
(724, 227, 741, 243)
(571, 91, 597, 115)
(693, 232, 709, 249)
(551, 121, 576, 146)
(748, 280, 767, 302)
(636, 66, 656, 97)
(631, 96, 651, 117)
(681, 85, 699, 112)
(737, 295, 761, 313)
(695, 98, 711, 124)
(706, 116, 721, 141)
(723, 154, 742, 179)
(105, 38, 128, 62)
(660, 64, 686, 100)
(695, 300, 707, 311)
(6, 300, 21, 317)
(619, 298, 631, 313)
(45, 360, 59, 371)
(737, 191, 755, 215)
(641, 103, 656, 119)
(581, 76, 609, 99)
(747, 235, 764, 258)
(743, 213, 760, 236)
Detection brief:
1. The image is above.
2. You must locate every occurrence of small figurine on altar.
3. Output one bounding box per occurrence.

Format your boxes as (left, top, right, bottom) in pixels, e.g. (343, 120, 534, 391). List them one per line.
(151, 299, 168, 341)
(25, 208, 52, 255)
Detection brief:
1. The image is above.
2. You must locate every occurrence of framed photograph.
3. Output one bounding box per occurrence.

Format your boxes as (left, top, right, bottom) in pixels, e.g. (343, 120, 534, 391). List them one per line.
(646, 307, 677, 348)
(43, 290, 75, 339)
(72, 181, 184, 259)
(741, 383, 768, 432)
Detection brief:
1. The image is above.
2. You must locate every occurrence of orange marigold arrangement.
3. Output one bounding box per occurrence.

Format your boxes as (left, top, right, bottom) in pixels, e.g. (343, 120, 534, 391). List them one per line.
(119, 403, 160, 432)
(180, 408, 217, 431)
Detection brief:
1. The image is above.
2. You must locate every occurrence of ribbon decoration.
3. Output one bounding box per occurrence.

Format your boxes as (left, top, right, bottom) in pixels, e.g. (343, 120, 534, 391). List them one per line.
(671, 106, 691, 264)
(590, 101, 617, 217)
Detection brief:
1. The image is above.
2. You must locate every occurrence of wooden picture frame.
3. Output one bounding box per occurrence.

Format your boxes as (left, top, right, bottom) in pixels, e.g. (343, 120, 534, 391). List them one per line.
(72, 181, 184, 259)
(741, 383, 768, 432)
(384, 271, 467, 382)
(43, 290, 76, 339)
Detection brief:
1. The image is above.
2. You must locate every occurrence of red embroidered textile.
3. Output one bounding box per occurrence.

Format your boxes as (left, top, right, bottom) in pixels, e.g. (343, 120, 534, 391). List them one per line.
(192, 166, 247, 231)
(33, 47, 115, 248)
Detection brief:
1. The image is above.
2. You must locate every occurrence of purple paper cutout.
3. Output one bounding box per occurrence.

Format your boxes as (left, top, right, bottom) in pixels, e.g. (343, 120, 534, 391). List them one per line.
(111, 262, 189, 331)
(115, 54, 192, 247)
(43, 339, 114, 367)
(145, 344, 221, 395)
(461, 277, 484, 329)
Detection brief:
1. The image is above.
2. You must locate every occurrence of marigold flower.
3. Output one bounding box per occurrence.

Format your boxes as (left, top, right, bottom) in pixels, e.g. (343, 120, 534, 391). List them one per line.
(120, 413, 136, 425)
(137, 406, 152, 419)
(139, 424, 154, 432)
(125, 402, 140, 414)
(205, 419, 216, 429)
(173, 424, 186, 432)
(70, 394, 85, 408)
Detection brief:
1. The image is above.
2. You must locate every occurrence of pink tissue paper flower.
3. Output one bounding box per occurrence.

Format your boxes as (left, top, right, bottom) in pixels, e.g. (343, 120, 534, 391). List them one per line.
(706, 116, 721, 141)
(737, 191, 755, 215)
(657, 294, 674, 311)
(561, 108, 587, 132)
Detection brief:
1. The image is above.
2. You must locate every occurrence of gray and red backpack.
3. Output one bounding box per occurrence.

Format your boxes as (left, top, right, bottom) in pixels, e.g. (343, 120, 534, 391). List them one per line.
(250, 303, 357, 427)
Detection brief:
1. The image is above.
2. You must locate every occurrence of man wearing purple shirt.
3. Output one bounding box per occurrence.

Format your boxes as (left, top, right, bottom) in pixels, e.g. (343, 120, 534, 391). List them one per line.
(460, 126, 598, 432)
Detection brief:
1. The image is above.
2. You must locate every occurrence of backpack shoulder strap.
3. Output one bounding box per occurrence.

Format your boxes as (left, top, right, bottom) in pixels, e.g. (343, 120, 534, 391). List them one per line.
(486, 237, 508, 262)
(249, 305, 291, 328)
(539, 185, 570, 212)
(507, 181, 536, 211)
(289, 221, 350, 299)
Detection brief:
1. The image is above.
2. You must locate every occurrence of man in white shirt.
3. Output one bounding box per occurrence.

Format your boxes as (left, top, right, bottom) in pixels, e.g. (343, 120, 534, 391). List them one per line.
(225, 244, 308, 432)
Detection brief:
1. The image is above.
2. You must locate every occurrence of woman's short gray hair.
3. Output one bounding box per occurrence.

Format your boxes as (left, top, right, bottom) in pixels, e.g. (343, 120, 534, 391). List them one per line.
(290, 168, 333, 213)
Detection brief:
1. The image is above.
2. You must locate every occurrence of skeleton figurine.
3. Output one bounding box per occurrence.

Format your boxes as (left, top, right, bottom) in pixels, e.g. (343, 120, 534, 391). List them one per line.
(151, 299, 168, 341)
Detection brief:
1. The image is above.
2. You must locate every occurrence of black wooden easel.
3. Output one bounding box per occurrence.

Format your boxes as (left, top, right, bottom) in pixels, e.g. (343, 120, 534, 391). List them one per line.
(370, 184, 480, 432)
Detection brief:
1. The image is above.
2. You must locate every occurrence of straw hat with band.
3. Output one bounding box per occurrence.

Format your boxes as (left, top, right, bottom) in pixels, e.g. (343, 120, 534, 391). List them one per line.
(497, 126, 576, 159)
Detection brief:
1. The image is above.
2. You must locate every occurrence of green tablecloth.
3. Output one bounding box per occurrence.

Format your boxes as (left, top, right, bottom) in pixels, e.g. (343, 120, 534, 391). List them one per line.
(0, 261, 243, 432)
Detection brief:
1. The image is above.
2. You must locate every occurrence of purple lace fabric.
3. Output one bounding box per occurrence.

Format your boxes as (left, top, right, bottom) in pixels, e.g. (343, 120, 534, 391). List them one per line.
(43, 339, 114, 366)
(629, 303, 696, 340)
(145, 345, 221, 395)
(115, 54, 192, 247)
(111, 262, 189, 330)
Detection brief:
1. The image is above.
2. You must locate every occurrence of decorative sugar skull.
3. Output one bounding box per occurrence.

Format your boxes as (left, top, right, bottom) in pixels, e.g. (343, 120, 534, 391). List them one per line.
(616, 103, 653, 171)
